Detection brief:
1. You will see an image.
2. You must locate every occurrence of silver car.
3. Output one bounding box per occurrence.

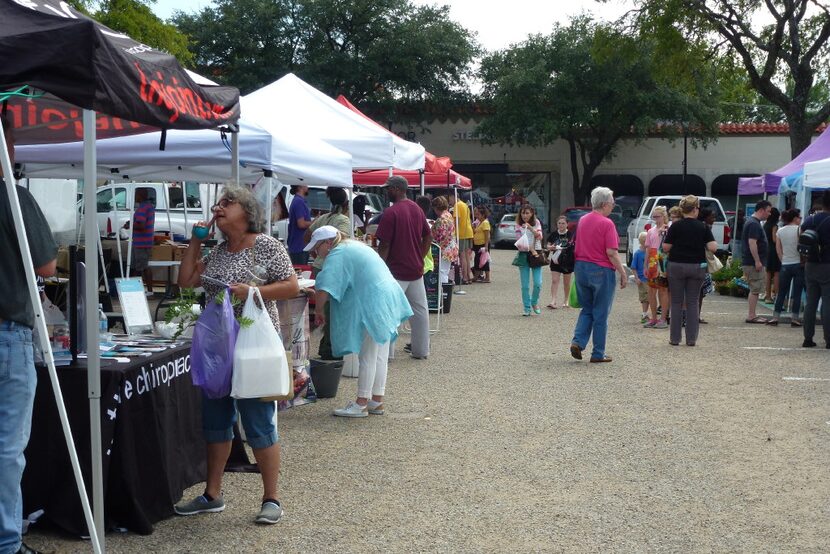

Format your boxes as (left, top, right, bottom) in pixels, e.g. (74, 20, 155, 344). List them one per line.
(491, 214, 518, 248)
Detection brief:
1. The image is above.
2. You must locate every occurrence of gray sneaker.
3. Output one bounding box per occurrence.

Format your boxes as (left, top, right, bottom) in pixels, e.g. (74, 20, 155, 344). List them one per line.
(255, 500, 284, 524)
(174, 494, 225, 516)
(653, 320, 668, 329)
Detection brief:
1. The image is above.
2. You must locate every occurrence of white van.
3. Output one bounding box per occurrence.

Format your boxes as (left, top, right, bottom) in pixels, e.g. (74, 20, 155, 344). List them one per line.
(625, 195, 731, 265)
(91, 182, 213, 238)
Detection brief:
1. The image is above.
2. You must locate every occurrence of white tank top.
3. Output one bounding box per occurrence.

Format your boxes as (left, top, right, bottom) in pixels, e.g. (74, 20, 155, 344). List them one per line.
(777, 224, 801, 265)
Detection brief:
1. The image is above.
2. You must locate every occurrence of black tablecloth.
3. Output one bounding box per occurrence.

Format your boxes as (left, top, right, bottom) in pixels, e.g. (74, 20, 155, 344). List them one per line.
(23, 344, 206, 536)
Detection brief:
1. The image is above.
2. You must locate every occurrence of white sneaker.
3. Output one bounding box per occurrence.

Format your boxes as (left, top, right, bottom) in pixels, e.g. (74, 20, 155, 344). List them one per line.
(367, 400, 384, 415)
(333, 401, 368, 418)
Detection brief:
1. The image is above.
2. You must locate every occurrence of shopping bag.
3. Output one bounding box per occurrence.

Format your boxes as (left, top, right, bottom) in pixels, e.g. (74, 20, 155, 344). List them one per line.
(231, 287, 291, 399)
(191, 287, 239, 399)
(568, 280, 581, 309)
(478, 248, 490, 268)
(514, 233, 529, 251)
(706, 251, 723, 274)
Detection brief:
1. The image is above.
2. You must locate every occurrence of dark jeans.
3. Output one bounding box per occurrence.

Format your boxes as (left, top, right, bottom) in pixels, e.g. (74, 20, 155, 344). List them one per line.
(289, 251, 309, 265)
(803, 262, 830, 345)
(667, 262, 705, 345)
(773, 263, 805, 319)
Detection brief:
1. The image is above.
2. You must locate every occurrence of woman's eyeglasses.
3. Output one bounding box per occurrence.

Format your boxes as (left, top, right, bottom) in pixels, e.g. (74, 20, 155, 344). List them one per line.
(212, 198, 236, 210)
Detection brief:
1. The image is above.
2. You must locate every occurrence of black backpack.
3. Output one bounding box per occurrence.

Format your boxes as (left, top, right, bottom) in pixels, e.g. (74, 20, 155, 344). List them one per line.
(798, 213, 830, 261)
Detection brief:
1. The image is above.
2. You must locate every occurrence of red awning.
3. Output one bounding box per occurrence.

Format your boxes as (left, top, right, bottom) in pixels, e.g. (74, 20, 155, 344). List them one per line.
(336, 95, 471, 189)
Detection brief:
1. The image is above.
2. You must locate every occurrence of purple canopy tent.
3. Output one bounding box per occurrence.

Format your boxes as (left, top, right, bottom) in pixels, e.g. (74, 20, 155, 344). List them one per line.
(737, 124, 830, 195)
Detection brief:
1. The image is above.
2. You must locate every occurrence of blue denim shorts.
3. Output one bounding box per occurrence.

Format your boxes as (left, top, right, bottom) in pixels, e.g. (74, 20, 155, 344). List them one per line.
(201, 395, 278, 449)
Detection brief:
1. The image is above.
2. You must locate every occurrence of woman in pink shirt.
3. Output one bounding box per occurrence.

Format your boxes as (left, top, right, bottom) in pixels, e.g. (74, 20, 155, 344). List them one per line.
(569, 187, 628, 363)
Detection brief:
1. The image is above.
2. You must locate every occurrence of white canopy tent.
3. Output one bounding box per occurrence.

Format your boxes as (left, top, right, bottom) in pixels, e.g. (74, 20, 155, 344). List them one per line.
(242, 74, 425, 171)
(14, 118, 353, 187)
(800, 158, 830, 213)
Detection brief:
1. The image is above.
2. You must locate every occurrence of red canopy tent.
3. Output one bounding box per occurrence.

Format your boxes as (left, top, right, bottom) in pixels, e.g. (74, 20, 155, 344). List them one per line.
(336, 95, 471, 190)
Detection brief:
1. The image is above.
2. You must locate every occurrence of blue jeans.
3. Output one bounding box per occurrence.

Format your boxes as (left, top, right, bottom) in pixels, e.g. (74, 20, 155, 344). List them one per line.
(518, 264, 543, 311)
(773, 263, 805, 319)
(201, 395, 278, 449)
(0, 321, 36, 554)
(571, 261, 617, 359)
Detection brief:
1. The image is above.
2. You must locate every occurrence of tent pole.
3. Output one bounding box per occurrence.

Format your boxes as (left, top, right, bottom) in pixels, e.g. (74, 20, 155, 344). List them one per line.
(420, 170, 425, 196)
(182, 183, 190, 238)
(0, 113, 102, 554)
(348, 188, 355, 239)
(84, 109, 106, 552)
(113, 202, 125, 278)
(125, 198, 134, 277)
(97, 222, 109, 294)
(163, 182, 173, 239)
(265, 172, 273, 236)
(231, 132, 240, 185)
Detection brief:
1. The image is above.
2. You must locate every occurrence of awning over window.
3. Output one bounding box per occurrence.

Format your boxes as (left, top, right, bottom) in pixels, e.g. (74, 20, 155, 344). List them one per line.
(711, 174, 759, 197)
(648, 174, 706, 196)
(590, 174, 645, 197)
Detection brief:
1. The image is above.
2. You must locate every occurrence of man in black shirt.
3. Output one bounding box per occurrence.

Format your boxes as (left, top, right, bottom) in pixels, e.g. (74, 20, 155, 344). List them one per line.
(800, 190, 830, 348)
(0, 114, 57, 554)
(741, 200, 772, 323)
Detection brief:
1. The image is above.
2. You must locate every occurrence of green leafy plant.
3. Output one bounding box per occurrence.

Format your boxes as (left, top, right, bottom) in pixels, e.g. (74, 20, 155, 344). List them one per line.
(214, 289, 254, 329)
(163, 288, 201, 340)
(711, 258, 742, 283)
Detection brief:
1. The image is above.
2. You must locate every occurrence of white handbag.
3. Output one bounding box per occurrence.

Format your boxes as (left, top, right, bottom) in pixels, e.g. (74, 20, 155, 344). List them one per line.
(231, 287, 291, 399)
(706, 251, 723, 274)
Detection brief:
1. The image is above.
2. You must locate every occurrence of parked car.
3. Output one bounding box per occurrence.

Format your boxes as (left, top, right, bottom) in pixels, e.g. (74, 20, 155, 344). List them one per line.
(625, 195, 731, 265)
(491, 213, 518, 248)
(561, 206, 593, 235)
(90, 182, 213, 239)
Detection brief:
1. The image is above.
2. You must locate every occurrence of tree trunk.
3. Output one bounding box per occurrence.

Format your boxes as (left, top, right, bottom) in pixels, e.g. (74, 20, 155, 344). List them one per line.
(788, 119, 813, 159)
(567, 137, 583, 204)
(579, 163, 599, 205)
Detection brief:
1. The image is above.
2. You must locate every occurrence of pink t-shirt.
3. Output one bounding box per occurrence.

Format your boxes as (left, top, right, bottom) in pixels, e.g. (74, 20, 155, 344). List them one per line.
(574, 211, 619, 269)
(645, 226, 664, 249)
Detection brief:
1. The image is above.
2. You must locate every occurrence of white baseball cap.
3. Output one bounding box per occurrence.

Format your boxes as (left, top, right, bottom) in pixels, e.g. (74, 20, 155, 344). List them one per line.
(304, 225, 339, 252)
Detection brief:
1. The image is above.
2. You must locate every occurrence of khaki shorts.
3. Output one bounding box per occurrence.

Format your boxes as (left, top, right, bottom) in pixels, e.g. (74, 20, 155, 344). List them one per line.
(637, 282, 649, 304)
(742, 265, 764, 294)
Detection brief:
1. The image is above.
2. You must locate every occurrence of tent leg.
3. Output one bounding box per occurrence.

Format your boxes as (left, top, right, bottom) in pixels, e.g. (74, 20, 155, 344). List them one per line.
(231, 132, 240, 185)
(84, 110, 106, 552)
(265, 173, 273, 236)
(97, 225, 109, 295)
(348, 188, 355, 239)
(0, 110, 102, 554)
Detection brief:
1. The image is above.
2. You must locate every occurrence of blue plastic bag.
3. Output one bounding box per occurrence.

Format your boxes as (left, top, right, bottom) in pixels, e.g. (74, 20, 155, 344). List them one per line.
(190, 288, 239, 399)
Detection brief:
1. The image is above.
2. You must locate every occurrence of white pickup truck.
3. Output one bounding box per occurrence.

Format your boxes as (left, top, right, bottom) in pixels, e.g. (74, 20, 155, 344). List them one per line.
(625, 196, 731, 265)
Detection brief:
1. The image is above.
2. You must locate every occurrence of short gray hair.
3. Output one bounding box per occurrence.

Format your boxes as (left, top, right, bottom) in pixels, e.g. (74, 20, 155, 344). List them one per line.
(221, 185, 264, 233)
(590, 186, 614, 210)
(385, 175, 408, 191)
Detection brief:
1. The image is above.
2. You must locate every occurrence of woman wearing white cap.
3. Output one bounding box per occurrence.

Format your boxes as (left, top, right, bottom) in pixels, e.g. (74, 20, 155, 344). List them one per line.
(307, 226, 413, 417)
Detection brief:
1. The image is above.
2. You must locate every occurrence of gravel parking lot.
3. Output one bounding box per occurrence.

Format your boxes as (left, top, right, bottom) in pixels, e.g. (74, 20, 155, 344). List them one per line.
(28, 249, 829, 553)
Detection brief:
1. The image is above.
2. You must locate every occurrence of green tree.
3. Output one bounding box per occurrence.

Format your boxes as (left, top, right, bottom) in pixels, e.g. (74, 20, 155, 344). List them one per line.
(622, 0, 830, 157)
(478, 18, 719, 204)
(67, 0, 193, 64)
(172, 0, 479, 102)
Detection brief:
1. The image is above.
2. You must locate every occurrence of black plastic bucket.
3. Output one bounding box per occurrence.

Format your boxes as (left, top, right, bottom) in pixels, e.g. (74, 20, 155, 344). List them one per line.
(442, 283, 454, 314)
(309, 360, 343, 398)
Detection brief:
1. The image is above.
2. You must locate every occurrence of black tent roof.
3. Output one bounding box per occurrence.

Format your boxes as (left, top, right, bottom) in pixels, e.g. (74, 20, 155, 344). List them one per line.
(0, 0, 240, 144)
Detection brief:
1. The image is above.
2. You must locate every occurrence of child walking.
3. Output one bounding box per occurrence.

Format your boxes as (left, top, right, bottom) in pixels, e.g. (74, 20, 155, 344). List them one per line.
(630, 231, 649, 322)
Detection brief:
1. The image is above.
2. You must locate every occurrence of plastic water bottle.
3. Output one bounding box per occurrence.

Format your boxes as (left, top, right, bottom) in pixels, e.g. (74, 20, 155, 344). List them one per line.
(98, 304, 109, 339)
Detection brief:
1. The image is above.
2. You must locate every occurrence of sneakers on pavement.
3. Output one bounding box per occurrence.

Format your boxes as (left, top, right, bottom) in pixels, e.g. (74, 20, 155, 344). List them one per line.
(653, 319, 668, 329)
(333, 400, 368, 418)
(255, 500, 283, 524)
(174, 494, 225, 516)
(367, 400, 385, 415)
(640, 315, 649, 324)
(403, 343, 412, 353)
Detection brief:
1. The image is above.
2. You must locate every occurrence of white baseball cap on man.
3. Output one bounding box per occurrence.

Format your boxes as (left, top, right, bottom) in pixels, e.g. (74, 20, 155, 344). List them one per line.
(304, 225, 339, 252)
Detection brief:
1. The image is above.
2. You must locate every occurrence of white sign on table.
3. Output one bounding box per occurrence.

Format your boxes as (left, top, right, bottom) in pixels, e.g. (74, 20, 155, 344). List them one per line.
(115, 278, 153, 335)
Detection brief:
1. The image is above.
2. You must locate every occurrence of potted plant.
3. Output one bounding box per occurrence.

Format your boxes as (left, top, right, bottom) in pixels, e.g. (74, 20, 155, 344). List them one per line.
(157, 288, 202, 339)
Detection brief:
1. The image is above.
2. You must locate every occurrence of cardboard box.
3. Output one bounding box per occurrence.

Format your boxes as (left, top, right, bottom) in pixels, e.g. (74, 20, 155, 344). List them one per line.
(151, 244, 173, 261)
(173, 246, 188, 261)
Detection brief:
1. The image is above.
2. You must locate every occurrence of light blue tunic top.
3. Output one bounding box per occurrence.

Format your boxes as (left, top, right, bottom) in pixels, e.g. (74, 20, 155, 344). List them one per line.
(315, 241, 414, 356)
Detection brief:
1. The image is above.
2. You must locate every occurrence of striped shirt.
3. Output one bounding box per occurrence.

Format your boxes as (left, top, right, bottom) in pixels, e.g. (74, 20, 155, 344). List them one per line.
(132, 201, 155, 248)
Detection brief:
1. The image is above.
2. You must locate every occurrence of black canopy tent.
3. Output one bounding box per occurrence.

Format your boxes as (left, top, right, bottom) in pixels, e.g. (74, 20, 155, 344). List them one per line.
(0, 1, 240, 550)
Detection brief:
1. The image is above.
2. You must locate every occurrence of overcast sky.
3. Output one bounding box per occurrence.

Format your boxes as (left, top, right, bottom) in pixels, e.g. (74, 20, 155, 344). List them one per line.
(151, 0, 635, 52)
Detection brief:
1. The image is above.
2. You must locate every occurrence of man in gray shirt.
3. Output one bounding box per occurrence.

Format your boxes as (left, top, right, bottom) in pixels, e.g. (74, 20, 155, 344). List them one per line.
(0, 114, 57, 554)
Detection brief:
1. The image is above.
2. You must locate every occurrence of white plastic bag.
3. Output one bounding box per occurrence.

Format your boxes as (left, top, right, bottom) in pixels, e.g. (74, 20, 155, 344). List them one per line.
(514, 233, 529, 251)
(231, 287, 291, 399)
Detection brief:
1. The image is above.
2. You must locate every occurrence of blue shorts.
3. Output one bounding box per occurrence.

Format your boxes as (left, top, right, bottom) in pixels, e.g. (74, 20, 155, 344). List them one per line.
(201, 394, 278, 449)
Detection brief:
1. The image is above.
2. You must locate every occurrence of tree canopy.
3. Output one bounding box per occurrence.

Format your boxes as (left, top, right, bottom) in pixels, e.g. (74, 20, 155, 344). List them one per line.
(172, 0, 480, 109)
(478, 17, 720, 204)
(621, 0, 830, 157)
(68, 0, 193, 64)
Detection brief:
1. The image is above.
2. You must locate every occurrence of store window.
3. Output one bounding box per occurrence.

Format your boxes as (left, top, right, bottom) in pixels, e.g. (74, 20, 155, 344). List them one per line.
(455, 170, 553, 231)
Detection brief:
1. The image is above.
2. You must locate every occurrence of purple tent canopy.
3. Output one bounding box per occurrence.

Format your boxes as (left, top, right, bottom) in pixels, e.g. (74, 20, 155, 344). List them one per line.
(738, 125, 830, 195)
